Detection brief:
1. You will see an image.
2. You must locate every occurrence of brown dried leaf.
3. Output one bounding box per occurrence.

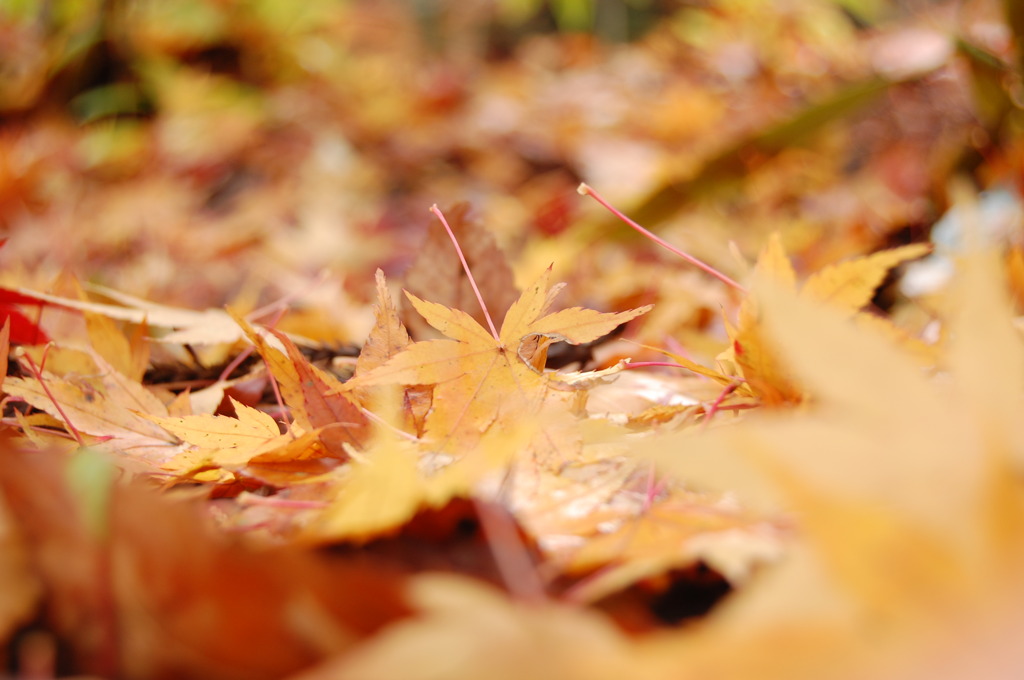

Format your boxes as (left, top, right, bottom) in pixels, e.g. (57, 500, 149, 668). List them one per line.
(402, 203, 519, 340)
(236, 316, 370, 457)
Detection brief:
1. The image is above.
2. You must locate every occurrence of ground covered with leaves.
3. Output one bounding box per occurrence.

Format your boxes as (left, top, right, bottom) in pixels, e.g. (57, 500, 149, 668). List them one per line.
(2, 0, 1024, 678)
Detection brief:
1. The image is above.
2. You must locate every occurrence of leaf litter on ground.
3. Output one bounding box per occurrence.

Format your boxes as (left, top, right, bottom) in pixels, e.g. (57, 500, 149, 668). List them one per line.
(1, 3, 1023, 677)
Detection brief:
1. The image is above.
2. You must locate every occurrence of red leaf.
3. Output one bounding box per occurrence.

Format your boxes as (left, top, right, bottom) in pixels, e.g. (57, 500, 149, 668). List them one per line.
(0, 303, 47, 342)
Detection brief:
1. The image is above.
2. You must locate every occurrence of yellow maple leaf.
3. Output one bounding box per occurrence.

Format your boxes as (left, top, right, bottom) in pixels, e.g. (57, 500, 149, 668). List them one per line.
(802, 242, 931, 312)
(312, 437, 426, 541)
(311, 414, 543, 542)
(151, 398, 294, 473)
(153, 398, 281, 450)
(348, 268, 651, 455)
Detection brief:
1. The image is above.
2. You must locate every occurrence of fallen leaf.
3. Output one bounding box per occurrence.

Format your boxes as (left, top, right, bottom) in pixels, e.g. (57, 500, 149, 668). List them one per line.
(150, 397, 299, 474)
(237, 316, 370, 457)
(289, 574, 641, 680)
(312, 437, 426, 541)
(0, 447, 413, 680)
(402, 203, 519, 340)
(350, 270, 414, 430)
(802, 243, 931, 312)
(354, 270, 411, 376)
(632, 248, 1024, 678)
(0, 287, 48, 344)
(84, 310, 149, 383)
(5, 350, 182, 466)
(153, 398, 281, 451)
(349, 268, 651, 455)
(719, 237, 931, 404)
(0, 479, 40, 644)
(14, 285, 245, 345)
(560, 489, 780, 605)
(311, 417, 540, 543)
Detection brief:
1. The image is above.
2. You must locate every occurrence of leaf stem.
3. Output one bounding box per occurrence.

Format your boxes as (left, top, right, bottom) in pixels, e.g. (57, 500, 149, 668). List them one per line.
(217, 346, 254, 383)
(237, 493, 328, 510)
(21, 346, 86, 447)
(358, 407, 420, 442)
(577, 183, 747, 293)
(624, 361, 694, 371)
(474, 499, 547, 603)
(430, 204, 501, 341)
(256, 308, 294, 433)
(702, 380, 742, 429)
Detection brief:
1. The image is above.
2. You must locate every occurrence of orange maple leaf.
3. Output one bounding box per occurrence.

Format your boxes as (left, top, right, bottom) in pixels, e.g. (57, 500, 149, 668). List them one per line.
(348, 268, 651, 454)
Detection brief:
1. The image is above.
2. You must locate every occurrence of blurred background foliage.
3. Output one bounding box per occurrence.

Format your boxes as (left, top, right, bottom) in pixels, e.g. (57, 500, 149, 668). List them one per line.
(0, 0, 1021, 346)
(6, 1, 1016, 132)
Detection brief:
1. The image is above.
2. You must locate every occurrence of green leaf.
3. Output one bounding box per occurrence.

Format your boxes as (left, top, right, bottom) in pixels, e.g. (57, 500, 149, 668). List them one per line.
(65, 449, 117, 540)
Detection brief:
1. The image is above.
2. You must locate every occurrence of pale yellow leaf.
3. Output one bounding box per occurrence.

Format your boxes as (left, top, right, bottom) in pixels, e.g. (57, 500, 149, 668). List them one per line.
(851, 312, 939, 366)
(945, 248, 1024, 470)
(14, 285, 245, 345)
(642, 271, 1024, 639)
(5, 351, 180, 464)
(753, 232, 797, 290)
(721, 240, 930, 404)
